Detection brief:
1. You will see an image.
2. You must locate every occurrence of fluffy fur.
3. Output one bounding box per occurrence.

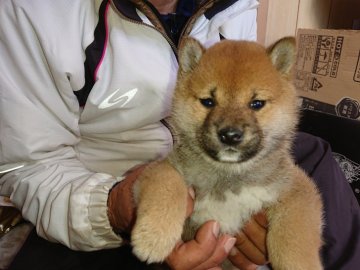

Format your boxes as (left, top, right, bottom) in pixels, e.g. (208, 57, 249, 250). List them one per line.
(131, 37, 324, 270)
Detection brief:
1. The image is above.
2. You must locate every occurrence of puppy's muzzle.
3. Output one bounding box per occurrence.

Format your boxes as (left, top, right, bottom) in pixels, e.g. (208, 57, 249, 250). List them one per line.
(218, 127, 243, 146)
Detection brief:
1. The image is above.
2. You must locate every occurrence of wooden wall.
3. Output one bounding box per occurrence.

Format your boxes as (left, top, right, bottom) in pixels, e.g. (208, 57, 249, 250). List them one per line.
(257, 0, 360, 46)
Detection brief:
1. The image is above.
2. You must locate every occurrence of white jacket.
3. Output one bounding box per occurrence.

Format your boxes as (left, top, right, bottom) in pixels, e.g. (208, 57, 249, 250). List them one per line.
(0, 0, 258, 250)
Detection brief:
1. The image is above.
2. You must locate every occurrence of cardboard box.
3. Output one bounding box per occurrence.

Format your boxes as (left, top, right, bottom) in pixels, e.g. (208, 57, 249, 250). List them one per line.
(295, 28, 360, 120)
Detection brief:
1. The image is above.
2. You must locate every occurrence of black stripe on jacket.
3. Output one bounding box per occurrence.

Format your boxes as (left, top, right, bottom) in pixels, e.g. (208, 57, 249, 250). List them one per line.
(74, 0, 142, 107)
(74, 0, 109, 107)
(74, 0, 236, 106)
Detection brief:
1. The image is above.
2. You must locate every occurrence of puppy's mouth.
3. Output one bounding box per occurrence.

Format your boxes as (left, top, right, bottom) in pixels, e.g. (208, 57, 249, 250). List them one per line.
(204, 141, 261, 163)
(198, 124, 263, 163)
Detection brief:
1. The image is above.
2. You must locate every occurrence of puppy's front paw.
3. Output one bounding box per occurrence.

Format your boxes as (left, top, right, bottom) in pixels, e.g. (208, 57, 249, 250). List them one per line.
(131, 216, 183, 263)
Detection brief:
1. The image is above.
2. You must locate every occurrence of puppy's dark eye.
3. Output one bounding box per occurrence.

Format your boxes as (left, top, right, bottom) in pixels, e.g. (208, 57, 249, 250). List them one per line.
(250, 100, 266, 110)
(200, 98, 216, 108)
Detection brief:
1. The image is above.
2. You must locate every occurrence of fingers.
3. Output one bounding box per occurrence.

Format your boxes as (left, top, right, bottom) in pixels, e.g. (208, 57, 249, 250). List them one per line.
(228, 247, 259, 270)
(252, 211, 268, 229)
(166, 221, 235, 270)
(167, 221, 219, 269)
(228, 211, 269, 268)
(193, 234, 236, 270)
(230, 231, 266, 265)
(242, 214, 267, 255)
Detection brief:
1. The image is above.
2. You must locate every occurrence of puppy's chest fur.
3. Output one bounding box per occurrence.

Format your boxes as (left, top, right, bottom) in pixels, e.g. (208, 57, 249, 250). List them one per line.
(191, 182, 282, 234)
(173, 157, 292, 239)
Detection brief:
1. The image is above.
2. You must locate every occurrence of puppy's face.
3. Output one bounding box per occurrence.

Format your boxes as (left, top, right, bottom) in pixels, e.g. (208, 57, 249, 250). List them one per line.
(171, 38, 298, 165)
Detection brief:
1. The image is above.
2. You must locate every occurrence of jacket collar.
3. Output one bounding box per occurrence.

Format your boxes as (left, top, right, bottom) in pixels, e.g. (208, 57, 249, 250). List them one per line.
(110, 0, 240, 48)
(111, 0, 240, 21)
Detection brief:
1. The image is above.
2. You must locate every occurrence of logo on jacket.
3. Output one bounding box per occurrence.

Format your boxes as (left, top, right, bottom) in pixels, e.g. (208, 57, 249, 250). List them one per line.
(99, 88, 138, 109)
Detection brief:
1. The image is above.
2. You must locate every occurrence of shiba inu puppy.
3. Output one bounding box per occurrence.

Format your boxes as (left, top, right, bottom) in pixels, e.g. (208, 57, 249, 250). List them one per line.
(131, 37, 323, 270)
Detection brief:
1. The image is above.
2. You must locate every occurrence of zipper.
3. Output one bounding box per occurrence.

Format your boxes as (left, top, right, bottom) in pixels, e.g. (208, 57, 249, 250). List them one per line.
(161, 117, 179, 145)
(110, 0, 178, 55)
(178, 0, 215, 45)
(111, 0, 216, 55)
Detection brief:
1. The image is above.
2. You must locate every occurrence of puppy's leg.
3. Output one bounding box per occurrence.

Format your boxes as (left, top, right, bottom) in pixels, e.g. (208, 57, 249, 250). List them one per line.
(267, 168, 323, 270)
(131, 159, 188, 263)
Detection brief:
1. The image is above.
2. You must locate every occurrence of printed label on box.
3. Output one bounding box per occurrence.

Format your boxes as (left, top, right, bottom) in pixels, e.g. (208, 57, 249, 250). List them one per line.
(296, 29, 360, 121)
(295, 71, 323, 92)
(297, 34, 345, 78)
(313, 35, 334, 76)
(301, 97, 360, 120)
(336, 97, 360, 119)
(330, 36, 344, 78)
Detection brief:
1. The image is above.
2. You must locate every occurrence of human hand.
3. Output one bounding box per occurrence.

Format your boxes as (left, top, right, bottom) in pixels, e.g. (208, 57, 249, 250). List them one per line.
(107, 164, 147, 234)
(166, 220, 236, 270)
(228, 212, 269, 270)
(165, 188, 236, 270)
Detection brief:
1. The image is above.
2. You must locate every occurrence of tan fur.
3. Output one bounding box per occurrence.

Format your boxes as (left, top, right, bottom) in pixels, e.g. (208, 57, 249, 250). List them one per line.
(131, 160, 188, 263)
(131, 37, 323, 269)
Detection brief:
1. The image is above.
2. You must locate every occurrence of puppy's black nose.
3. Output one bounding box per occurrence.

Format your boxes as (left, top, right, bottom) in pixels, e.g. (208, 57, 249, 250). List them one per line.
(218, 128, 243, 145)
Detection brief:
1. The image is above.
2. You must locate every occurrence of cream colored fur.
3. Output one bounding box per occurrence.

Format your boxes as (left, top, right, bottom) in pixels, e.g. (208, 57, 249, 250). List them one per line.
(131, 37, 324, 270)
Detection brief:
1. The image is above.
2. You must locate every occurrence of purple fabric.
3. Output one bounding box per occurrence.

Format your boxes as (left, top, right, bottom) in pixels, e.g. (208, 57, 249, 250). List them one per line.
(294, 132, 360, 269)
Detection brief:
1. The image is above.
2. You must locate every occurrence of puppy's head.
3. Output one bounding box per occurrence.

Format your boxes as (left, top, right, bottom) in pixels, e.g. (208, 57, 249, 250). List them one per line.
(171, 37, 298, 165)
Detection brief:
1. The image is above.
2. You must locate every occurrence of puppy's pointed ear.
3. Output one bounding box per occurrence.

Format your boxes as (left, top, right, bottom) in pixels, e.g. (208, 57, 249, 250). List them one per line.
(267, 37, 296, 78)
(178, 38, 205, 74)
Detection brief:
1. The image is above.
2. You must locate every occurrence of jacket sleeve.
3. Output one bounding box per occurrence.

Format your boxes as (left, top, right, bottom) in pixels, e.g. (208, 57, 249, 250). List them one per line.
(294, 132, 360, 270)
(0, 1, 123, 250)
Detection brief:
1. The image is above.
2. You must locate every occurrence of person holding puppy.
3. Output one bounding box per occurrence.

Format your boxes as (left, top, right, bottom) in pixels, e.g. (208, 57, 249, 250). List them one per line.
(0, 0, 359, 269)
